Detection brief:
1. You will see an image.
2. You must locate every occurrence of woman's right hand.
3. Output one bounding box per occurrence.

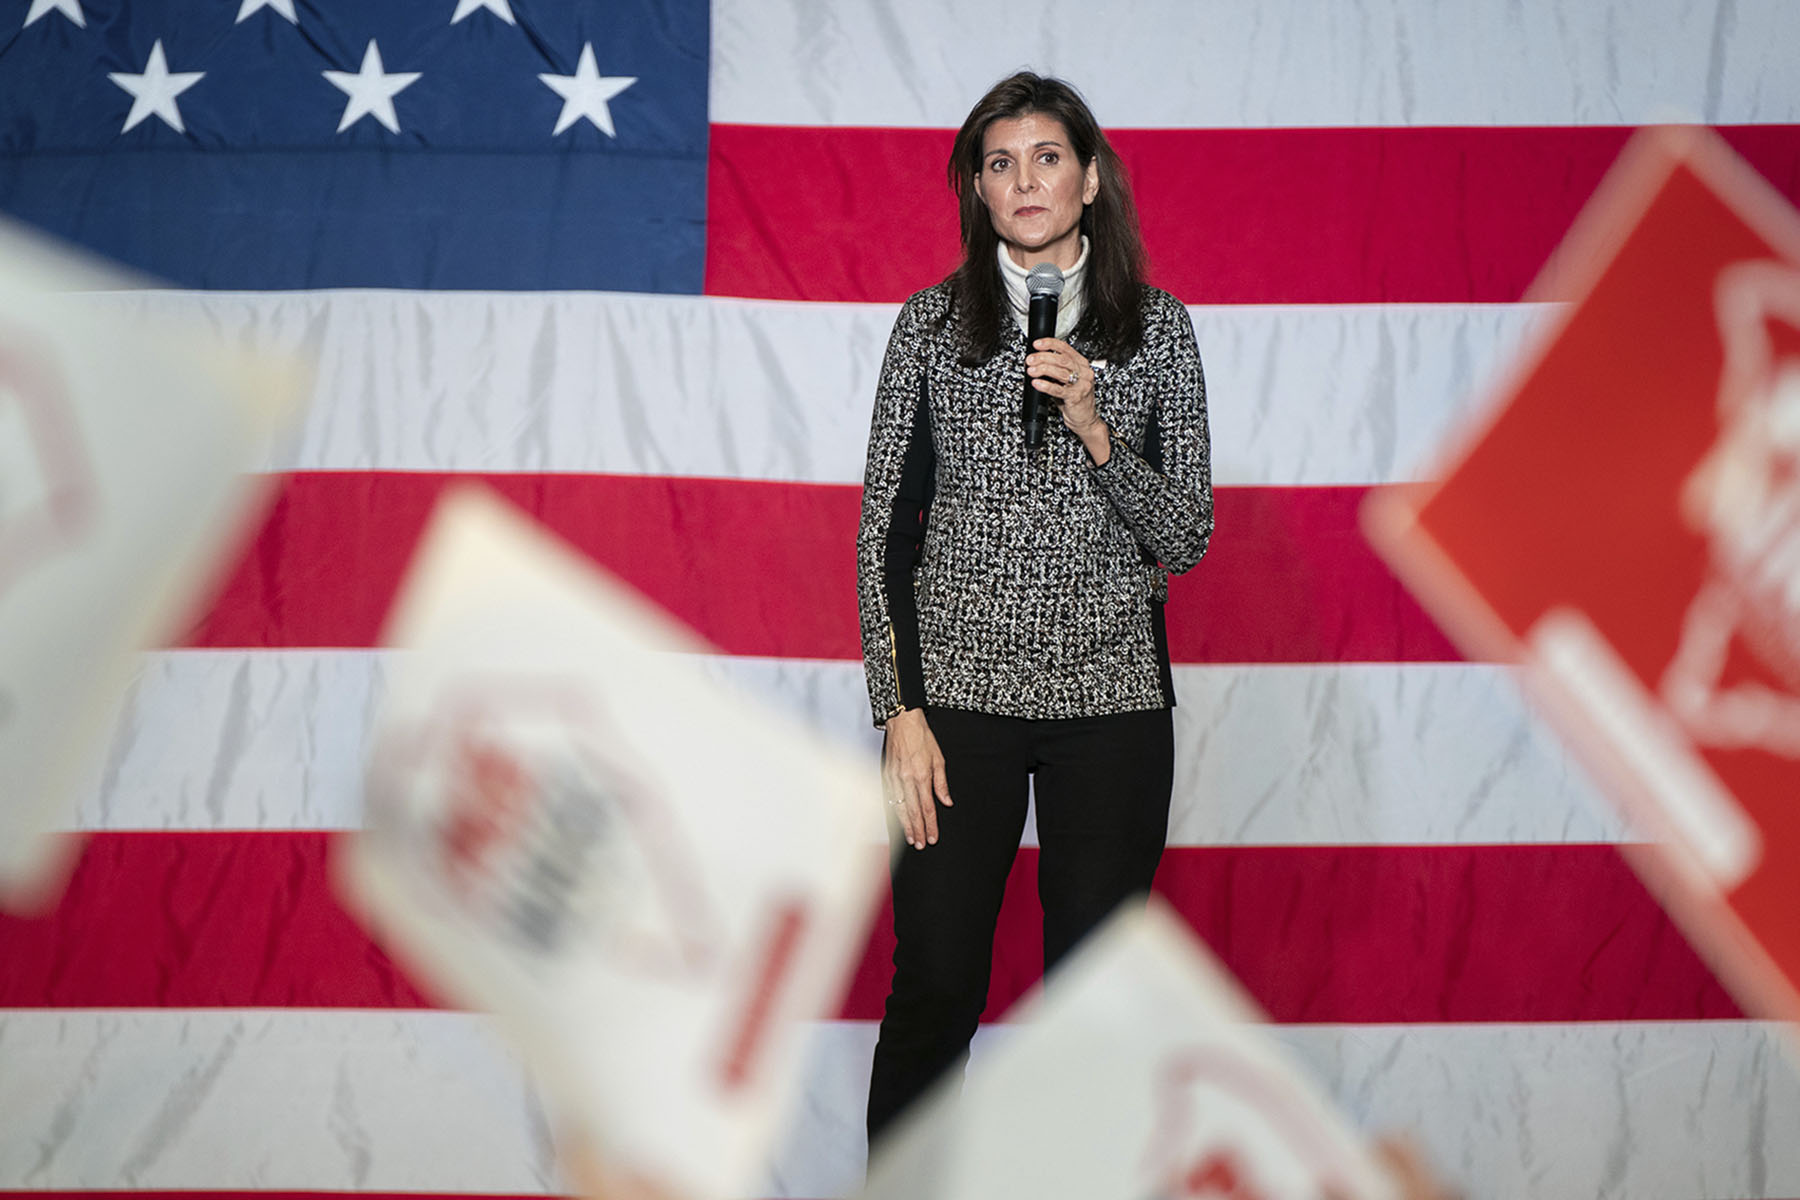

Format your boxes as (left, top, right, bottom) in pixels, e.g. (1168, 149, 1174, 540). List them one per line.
(882, 708, 952, 849)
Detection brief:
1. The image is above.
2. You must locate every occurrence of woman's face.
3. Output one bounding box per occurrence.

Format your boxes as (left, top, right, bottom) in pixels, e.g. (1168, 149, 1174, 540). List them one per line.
(974, 112, 1099, 271)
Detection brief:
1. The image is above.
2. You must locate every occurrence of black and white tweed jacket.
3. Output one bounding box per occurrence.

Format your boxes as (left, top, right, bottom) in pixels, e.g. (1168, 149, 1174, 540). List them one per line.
(856, 281, 1213, 725)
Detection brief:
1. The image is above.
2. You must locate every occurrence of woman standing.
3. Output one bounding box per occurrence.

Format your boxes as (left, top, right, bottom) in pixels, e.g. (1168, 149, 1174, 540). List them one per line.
(855, 71, 1213, 1144)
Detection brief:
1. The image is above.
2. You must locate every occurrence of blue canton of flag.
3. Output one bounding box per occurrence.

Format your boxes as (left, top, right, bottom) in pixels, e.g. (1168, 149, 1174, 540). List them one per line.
(0, 0, 709, 290)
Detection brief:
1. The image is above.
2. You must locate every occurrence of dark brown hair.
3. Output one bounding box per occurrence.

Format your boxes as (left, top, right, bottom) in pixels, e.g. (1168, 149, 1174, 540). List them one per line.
(943, 71, 1148, 366)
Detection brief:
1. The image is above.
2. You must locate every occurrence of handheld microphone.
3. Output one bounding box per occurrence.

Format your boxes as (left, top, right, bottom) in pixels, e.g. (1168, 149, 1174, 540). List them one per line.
(1022, 262, 1064, 450)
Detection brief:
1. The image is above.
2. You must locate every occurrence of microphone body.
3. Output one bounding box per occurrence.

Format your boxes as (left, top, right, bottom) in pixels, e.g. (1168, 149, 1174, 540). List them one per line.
(1023, 263, 1065, 450)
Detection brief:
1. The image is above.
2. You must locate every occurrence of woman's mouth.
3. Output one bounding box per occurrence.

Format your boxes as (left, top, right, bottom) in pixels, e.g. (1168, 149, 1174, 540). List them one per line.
(1014, 206, 1047, 217)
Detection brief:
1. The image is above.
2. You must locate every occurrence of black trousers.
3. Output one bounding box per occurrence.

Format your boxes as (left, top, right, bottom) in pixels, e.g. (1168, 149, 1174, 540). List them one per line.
(865, 704, 1174, 1146)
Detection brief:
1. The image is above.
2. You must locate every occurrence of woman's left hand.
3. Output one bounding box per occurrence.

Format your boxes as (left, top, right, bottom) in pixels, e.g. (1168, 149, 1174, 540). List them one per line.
(1028, 337, 1110, 461)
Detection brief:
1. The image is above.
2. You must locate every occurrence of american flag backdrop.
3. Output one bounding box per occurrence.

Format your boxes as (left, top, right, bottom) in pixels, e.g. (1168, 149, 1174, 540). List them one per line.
(3, 2, 1800, 1198)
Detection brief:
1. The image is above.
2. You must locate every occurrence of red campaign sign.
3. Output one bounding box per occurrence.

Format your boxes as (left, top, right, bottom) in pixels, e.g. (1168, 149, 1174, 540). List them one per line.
(1366, 126, 1800, 1024)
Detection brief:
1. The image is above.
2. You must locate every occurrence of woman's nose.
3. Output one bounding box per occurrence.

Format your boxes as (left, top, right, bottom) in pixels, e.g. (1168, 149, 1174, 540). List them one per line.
(1014, 163, 1036, 192)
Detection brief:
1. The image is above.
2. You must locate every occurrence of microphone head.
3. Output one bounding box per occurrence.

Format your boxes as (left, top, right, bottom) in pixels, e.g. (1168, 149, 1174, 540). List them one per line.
(1026, 262, 1064, 298)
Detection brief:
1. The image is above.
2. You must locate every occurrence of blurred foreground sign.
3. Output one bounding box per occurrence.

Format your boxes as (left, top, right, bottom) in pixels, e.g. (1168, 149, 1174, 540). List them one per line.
(1366, 126, 1800, 1024)
(337, 486, 885, 1200)
(0, 221, 303, 908)
(861, 900, 1397, 1200)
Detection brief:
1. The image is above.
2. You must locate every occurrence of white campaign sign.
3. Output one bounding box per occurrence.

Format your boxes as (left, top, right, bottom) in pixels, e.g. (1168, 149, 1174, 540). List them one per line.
(0, 220, 304, 907)
(862, 900, 1398, 1200)
(336, 486, 886, 1200)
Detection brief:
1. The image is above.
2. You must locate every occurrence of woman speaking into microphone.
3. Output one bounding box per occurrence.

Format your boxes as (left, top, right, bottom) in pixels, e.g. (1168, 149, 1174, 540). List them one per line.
(855, 71, 1214, 1145)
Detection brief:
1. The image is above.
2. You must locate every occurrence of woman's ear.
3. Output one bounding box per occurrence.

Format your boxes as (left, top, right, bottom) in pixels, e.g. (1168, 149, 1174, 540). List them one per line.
(1082, 158, 1100, 205)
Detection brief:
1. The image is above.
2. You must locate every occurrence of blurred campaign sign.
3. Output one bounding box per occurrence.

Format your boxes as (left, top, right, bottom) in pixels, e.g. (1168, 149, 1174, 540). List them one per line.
(1365, 126, 1800, 1026)
(860, 900, 1398, 1200)
(336, 486, 886, 1200)
(0, 220, 303, 909)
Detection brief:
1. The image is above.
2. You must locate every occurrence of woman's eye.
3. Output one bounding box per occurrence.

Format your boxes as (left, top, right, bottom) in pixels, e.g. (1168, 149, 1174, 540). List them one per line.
(989, 158, 1009, 172)
(1039, 152, 1058, 165)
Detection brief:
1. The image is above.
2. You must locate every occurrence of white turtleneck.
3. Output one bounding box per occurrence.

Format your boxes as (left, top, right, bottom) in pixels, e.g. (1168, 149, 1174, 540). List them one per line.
(999, 236, 1089, 340)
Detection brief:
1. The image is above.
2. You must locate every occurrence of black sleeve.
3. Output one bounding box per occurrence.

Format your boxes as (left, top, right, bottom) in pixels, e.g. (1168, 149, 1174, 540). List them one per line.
(881, 377, 935, 711)
(856, 293, 941, 725)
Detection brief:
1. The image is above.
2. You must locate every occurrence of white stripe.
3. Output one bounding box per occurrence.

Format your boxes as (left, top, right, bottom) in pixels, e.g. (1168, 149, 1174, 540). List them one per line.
(79, 651, 1625, 846)
(710, 0, 1800, 129)
(94, 290, 1553, 487)
(0, 1009, 556, 1193)
(3, 1011, 1793, 1198)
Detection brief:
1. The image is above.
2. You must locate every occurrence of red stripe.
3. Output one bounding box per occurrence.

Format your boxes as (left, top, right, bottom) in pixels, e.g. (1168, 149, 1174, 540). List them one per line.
(0, 833, 1737, 1023)
(704, 124, 1800, 304)
(181, 473, 1456, 663)
(855, 843, 1740, 1024)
